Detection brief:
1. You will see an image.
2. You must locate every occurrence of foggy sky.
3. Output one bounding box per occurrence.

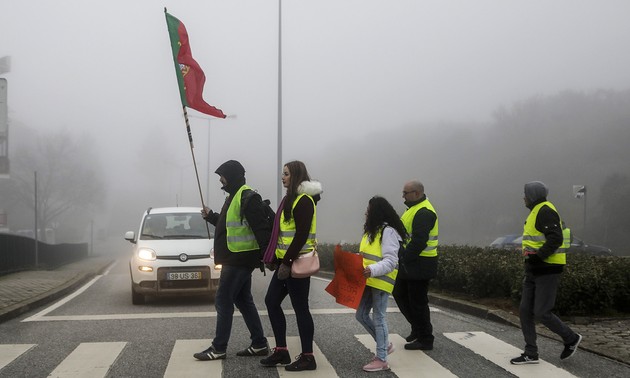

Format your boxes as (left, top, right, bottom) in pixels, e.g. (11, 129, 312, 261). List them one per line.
(2, 1, 630, 243)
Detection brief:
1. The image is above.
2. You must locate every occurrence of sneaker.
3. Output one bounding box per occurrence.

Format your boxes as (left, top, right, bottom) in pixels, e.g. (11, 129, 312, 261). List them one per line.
(236, 344, 269, 357)
(285, 353, 317, 371)
(560, 334, 582, 360)
(193, 345, 226, 361)
(404, 340, 433, 350)
(510, 353, 539, 365)
(260, 348, 291, 367)
(363, 356, 390, 372)
(387, 342, 395, 355)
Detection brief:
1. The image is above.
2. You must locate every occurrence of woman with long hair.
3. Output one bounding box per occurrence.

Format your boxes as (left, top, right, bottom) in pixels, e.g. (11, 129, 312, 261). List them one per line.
(356, 196, 408, 372)
(260, 160, 323, 372)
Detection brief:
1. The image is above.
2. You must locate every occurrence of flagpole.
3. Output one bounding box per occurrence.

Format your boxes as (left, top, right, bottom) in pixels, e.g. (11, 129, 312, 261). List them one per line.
(182, 105, 213, 239)
(182, 106, 207, 209)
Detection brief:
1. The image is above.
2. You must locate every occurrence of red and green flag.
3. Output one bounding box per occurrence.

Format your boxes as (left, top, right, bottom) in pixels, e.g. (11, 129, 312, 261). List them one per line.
(165, 9, 226, 118)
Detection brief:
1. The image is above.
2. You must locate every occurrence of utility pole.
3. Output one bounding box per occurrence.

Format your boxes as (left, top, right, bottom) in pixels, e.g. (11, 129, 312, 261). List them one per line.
(34, 171, 39, 267)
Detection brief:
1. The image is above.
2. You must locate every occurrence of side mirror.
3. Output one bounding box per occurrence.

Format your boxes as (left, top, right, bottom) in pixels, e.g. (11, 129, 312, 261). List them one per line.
(124, 231, 136, 243)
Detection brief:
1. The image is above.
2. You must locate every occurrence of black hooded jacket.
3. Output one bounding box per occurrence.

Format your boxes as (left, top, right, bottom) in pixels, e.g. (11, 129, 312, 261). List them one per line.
(523, 181, 564, 275)
(203, 160, 271, 269)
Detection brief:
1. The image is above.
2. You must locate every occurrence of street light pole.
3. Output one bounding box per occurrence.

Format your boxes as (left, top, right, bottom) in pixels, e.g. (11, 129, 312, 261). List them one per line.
(277, 0, 283, 206)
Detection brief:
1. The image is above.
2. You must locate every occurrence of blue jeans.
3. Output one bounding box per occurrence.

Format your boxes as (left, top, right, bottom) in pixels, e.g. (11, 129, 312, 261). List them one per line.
(212, 265, 267, 351)
(356, 286, 390, 361)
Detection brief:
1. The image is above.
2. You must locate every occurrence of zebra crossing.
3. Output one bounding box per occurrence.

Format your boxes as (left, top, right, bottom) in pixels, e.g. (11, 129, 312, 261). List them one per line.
(1, 333, 577, 377)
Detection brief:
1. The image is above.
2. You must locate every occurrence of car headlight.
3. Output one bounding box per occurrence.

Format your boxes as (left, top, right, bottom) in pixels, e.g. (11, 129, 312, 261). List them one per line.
(137, 248, 157, 261)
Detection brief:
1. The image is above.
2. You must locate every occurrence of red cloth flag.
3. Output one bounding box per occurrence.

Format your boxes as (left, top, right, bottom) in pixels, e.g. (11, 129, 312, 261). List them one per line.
(165, 10, 226, 118)
(325, 245, 366, 309)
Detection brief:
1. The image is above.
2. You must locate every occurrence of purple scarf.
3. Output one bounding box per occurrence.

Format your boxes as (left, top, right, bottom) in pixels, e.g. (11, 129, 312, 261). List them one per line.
(262, 197, 285, 263)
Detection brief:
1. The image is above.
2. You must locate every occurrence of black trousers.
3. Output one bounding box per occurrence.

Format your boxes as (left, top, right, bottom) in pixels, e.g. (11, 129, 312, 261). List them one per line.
(392, 278, 434, 343)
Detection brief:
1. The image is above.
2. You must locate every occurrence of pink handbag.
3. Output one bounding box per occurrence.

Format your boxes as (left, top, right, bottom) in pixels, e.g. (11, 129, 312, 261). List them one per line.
(291, 250, 320, 278)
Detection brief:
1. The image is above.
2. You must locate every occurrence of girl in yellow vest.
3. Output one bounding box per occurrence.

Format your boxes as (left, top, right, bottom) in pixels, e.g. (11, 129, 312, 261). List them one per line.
(261, 161, 323, 372)
(356, 196, 408, 372)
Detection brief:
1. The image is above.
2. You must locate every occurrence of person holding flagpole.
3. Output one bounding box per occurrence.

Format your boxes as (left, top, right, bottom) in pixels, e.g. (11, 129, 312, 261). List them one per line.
(193, 160, 272, 361)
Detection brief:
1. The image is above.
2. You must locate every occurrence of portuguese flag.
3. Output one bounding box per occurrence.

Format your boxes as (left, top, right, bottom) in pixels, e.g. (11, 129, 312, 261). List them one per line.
(165, 9, 226, 118)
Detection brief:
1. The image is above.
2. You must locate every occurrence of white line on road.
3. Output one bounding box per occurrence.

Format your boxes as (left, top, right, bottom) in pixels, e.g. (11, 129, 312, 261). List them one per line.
(164, 339, 218, 378)
(0, 344, 36, 370)
(48, 342, 126, 378)
(22, 307, 447, 322)
(20, 267, 444, 322)
(444, 331, 577, 378)
(272, 336, 338, 377)
(22, 261, 116, 322)
(356, 334, 457, 377)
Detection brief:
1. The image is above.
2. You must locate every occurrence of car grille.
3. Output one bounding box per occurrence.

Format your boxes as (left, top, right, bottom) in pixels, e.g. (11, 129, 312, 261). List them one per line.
(157, 254, 210, 260)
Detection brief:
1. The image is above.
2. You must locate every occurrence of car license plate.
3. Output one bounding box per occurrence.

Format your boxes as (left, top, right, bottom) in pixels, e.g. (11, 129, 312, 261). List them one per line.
(167, 272, 201, 280)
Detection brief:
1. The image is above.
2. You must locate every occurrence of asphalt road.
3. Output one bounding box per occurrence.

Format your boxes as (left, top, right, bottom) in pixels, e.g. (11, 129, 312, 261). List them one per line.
(1, 256, 629, 377)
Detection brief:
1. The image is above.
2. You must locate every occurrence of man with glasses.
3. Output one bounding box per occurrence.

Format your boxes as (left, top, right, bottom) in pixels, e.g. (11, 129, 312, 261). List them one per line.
(393, 180, 439, 351)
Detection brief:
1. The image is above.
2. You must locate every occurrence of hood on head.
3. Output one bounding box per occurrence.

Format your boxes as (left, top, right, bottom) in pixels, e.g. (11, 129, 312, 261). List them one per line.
(215, 160, 246, 194)
(524, 181, 548, 205)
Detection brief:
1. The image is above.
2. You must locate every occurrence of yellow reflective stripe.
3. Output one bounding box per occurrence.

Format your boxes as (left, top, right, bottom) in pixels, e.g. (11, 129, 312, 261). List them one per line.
(227, 234, 257, 243)
(279, 231, 316, 239)
(360, 252, 382, 262)
(371, 275, 396, 287)
(523, 235, 546, 242)
(226, 221, 249, 227)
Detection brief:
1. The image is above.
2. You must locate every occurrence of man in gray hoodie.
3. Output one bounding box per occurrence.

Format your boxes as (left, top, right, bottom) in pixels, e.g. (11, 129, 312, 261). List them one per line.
(510, 181, 582, 365)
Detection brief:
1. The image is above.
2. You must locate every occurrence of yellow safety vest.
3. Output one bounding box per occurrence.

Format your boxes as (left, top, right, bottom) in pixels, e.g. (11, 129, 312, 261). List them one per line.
(522, 201, 566, 265)
(360, 229, 398, 294)
(226, 185, 259, 252)
(559, 227, 571, 254)
(275, 194, 317, 259)
(400, 199, 439, 257)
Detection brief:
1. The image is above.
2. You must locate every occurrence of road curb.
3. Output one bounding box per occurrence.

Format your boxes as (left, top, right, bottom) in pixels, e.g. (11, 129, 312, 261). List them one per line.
(0, 259, 114, 323)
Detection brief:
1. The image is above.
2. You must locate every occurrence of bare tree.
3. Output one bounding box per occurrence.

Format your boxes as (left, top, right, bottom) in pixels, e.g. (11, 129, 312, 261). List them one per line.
(7, 130, 105, 238)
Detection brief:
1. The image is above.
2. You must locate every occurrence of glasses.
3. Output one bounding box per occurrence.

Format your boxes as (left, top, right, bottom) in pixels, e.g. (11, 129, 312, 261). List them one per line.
(402, 190, 416, 196)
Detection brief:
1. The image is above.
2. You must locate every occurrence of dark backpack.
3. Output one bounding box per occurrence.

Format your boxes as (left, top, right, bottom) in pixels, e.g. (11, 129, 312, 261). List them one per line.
(240, 189, 275, 230)
(240, 190, 275, 274)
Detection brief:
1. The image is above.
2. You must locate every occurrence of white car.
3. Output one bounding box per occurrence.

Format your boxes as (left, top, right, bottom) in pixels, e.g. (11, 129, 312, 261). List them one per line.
(124, 207, 221, 305)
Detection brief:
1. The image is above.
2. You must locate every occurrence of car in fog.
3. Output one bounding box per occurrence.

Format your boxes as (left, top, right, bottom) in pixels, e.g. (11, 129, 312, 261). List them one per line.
(124, 207, 220, 304)
(566, 236, 613, 256)
(489, 234, 522, 250)
(489, 233, 612, 256)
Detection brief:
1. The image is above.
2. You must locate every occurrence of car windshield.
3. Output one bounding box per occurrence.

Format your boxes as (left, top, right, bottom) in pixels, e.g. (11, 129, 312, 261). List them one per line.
(140, 213, 212, 240)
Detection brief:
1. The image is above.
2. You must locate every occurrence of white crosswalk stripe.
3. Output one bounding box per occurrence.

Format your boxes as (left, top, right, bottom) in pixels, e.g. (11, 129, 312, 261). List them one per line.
(0, 344, 35, 370)
(48, 342, 126, 378)
(0, 333, 584, 377)
(165, 339, 220, 378)
(270, 336, 337, 377)
(356, 334, 457, 377)
(444, 331, 577, 378)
